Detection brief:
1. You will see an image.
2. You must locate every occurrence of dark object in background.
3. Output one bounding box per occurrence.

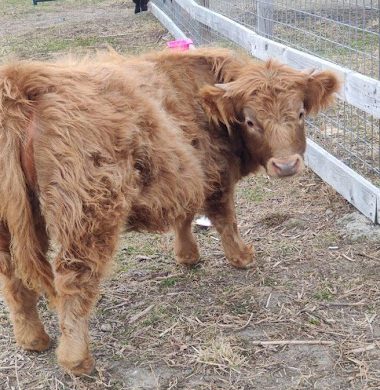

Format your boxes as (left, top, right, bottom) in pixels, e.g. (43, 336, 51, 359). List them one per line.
(33, 0, 55, 4)
(133, 0, 149, 14)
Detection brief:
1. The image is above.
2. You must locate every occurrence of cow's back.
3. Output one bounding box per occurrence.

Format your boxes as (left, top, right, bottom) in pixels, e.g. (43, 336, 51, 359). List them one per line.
(118, 50, 239, 203)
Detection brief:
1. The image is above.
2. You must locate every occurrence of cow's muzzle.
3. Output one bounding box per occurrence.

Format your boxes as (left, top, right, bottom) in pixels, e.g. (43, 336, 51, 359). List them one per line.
(266, 154, 304, 177)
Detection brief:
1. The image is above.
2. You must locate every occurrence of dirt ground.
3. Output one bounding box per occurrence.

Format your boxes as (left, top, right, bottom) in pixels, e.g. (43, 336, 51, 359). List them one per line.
(0, 1, 379, 389)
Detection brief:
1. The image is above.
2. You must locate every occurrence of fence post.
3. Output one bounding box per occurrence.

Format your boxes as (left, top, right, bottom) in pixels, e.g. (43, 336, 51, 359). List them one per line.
(257, 0, 274, 38)
(200, 0, 211, 43)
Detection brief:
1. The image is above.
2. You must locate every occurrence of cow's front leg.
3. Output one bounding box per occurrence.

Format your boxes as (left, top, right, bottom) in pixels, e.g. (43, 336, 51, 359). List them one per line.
(205, 192, 255, 269)
(173, 215, 200, 265)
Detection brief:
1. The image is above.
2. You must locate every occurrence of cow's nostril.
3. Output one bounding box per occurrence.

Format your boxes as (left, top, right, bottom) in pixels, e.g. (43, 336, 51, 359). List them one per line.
(271, 158, 299, 177)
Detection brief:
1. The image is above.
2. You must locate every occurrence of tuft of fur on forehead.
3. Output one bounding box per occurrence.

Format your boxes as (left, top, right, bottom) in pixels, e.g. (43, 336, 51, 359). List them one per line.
(217, 59, 321, 102)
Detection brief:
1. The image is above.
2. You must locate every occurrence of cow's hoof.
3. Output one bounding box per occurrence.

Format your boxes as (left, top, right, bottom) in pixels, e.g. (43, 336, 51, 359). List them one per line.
(175, 242, 200, 266)
(59, 355, 95, 376)
(176, 252, 200, 266)
(17, 328, 51, 352)
(227, 246, 255, 269)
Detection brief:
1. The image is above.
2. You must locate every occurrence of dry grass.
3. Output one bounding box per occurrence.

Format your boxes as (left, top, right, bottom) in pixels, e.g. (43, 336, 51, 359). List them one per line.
(0, 1, 379, 389)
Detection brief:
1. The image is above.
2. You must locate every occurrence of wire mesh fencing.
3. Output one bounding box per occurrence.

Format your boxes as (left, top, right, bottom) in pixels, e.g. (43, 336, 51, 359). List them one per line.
(153, 0, 380, 186)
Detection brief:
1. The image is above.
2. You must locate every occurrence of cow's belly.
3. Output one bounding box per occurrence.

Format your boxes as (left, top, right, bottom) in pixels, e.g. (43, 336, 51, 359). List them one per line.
(125, 203, 172, 233)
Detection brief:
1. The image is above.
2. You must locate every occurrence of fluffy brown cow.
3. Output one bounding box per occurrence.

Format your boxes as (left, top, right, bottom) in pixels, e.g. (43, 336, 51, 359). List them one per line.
(0, 48, 339, 374)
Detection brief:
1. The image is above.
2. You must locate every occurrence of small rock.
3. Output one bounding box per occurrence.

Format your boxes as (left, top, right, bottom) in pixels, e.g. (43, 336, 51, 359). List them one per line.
(337, 211, 380, 242)
(325, 209, 333, 216)
(100, 323, 112, 332)
(135, 255, 152, 262)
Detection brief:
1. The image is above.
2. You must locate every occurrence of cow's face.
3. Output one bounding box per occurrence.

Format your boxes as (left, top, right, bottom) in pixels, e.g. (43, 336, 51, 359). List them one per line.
(201, 60, 340, 177)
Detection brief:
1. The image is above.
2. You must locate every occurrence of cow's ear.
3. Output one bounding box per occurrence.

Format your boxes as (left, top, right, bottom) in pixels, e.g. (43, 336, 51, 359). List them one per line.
(200, 84, 235, 132)
(304, 71, 340, 115)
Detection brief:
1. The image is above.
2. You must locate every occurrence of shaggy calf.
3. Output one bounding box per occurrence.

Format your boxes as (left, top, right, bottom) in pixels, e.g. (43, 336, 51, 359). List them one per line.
(0, 48, 339, 374)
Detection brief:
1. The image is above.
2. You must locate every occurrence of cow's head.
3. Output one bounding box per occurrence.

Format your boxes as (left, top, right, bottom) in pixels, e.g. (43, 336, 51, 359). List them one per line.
(201, 60, 340, 177)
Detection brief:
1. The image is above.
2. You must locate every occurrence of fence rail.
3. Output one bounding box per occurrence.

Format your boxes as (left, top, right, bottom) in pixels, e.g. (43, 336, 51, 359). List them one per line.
(151, 0, 380, 222)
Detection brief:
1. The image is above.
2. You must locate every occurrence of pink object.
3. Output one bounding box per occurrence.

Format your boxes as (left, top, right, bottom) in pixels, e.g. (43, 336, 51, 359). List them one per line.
(167, 39, 193, 51)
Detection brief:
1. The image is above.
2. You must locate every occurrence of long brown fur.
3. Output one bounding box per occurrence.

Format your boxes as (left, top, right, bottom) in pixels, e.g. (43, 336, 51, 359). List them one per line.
(0, 47, 339, 374)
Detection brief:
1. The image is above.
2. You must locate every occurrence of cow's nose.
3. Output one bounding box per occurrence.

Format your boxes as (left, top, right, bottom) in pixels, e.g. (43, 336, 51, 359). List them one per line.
(270, 156, 302, 177)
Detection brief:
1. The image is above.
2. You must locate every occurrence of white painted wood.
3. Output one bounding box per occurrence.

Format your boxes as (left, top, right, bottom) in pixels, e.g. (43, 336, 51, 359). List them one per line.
(150, 2, 188, 40)
(176, 0, 253, 52)
(283, 47, 347, 100)
(172, 0, 380, 119)
(305, 139, 380, 222)
(257, 0, 274, 38)
(345, 72, 380, 118)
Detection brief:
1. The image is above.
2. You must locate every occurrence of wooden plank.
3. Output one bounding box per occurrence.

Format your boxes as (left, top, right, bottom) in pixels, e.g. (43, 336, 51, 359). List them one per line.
(283, 47, 347, 100)
(176, 0, 253, 51)
(305, 139, 380, 222)
(199, 0, 211, 43)
(172, 0, 380, 119)
(345, 72, 380, 118)
(257, 0, 274, 38)
(150, 2, 188, 40)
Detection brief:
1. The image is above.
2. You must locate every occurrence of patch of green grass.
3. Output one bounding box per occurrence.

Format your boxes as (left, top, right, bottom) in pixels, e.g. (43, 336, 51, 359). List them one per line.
(308, 318, 320, 326)
(184, 266, 206, 281)
(241, 187, 265, 203)
(263, 277, 277, 287)
(122, 245, 141, 256)
(116, 262, 134, 273)
(160, 277, 177, 288)
(142, 306, 168, 327)
(120, 242, 157, 256)
(230, 301, 252, 315)
(277, 242, 299, 256)
(366, 305, 376, 314)
(317, 232, 341, 248)
(0, 0, 109, 16)
(5, 35, 121, 58)
(314, 288, 333, 301)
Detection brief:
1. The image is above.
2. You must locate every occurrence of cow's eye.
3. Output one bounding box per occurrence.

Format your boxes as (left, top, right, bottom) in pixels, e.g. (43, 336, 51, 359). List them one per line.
(246, 119, 254, 127)
(299, 111, 305, 120)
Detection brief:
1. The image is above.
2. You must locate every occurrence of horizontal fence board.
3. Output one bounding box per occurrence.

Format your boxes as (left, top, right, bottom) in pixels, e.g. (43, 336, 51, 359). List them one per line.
(306, 140, 380, 222)
(345, 72, 380, 118)
(173, 0, 380, 119)
(150, 2, 188, 40)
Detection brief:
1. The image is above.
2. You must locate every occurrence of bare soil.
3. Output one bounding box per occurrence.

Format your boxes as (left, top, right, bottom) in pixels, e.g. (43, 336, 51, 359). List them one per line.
(0, 1, 379, 389)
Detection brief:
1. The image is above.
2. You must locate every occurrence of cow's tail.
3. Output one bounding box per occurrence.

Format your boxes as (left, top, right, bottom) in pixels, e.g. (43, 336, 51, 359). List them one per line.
(0, 65, 56, 301)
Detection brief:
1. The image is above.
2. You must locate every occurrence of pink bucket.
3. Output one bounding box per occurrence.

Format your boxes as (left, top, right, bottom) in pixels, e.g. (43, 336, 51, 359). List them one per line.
(167, 39, 193, 51)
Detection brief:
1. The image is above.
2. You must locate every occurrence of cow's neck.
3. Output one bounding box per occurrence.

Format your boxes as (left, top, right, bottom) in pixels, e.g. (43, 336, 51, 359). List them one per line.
(229, 124, 261, 177)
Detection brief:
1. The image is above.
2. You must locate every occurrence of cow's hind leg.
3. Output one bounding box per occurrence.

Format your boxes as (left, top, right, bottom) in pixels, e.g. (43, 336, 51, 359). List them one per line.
(0, 223, 51, 351)
(205, 191, 255, 269)
(174, 215, 200, 266)
(54, 224, 121, 375)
